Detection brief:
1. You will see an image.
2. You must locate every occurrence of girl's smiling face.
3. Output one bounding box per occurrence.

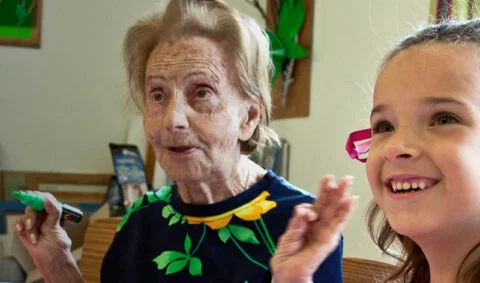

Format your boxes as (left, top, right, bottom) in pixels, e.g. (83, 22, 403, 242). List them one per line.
(366, 43, 480, 239)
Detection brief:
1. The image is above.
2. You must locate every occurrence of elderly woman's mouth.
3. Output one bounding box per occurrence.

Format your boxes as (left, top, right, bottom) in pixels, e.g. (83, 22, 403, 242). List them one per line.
(168, 146, 197, 153)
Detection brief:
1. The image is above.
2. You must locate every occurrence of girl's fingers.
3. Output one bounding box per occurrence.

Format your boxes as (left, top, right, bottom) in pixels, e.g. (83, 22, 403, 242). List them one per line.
(314, 175, 354, 221)
(334, 196, 359, 226)
(276, 205, 318, 256)
(277, 211, 306, 252)
(310, 196, 359, 246)
(337, 176, 354, 199)
(314, 175, 337, 210)
(295, 203, 318, 222)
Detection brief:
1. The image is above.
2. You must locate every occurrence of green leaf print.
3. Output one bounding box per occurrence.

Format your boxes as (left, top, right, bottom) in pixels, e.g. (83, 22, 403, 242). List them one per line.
(117, 212, 131, 232)
(147, 186, 172, 203)
(131, 196, 144, 210)
(229, 224, 260, 245)
(162, 205, 184, 227)
(117, 186, 174, 232)
(166, 258, 189, 275)
(188, 257, 202, 276)
(218, 227, 231, 243)
(147, 192, 159, 204)
(254, 217, 277, 255)
(184, 234, 192, 254)
(152, 251, 187, 270)
(227, 225, 268, 271)
(152, 226, 206, 277)
(162, 205, 175, 218)
(117, 195, 147, 232)
(169, 213, 182, 226)
(191, 224, 207, 256)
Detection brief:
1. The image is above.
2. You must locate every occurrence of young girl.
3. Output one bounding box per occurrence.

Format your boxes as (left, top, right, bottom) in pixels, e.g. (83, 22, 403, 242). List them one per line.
(271, 19, 480, 282)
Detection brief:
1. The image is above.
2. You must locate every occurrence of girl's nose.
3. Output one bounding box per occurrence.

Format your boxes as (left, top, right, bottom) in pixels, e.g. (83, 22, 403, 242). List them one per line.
(383, 131, 421, 162)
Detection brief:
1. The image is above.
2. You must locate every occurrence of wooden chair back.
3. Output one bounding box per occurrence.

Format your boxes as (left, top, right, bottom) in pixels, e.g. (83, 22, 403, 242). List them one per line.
(343, 257, 398, 283)
(79, 217, 122, 283)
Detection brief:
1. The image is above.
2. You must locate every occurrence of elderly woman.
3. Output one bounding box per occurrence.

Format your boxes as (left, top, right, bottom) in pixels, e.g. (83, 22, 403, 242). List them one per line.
(14, 1, 356, 282)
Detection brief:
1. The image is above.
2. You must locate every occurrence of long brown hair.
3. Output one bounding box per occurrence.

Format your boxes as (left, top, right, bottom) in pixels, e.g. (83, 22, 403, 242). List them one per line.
(367, 19, 480, 283)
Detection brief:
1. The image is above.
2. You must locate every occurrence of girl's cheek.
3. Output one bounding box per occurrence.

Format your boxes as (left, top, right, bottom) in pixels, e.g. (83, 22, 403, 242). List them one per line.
(366, 152, 380, 185)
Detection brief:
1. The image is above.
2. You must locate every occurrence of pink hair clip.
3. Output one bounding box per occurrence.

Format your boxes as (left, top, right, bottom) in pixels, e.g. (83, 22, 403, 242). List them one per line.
(345, 128, 371, 163)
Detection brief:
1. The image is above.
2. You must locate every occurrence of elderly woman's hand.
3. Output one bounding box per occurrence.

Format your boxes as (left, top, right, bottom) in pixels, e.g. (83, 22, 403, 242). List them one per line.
(270, 175, 358, 283)
(14, 192, 84, 283)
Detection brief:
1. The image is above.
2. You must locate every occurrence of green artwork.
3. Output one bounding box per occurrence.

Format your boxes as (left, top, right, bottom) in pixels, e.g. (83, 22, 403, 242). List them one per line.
(266, 0, 309, 84)
(246, 0, 310, 107)
(0, 0, 37, 40)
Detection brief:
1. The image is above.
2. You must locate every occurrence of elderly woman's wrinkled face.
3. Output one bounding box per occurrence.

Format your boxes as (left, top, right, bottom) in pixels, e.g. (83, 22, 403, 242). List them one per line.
(143, 36, 251, 183)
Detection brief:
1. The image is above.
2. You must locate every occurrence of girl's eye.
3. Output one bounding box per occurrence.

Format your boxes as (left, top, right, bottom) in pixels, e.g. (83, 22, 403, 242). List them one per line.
(151, 90, 165, 102)
(432, 113, 458, 126)
(372, 121, 394, 134)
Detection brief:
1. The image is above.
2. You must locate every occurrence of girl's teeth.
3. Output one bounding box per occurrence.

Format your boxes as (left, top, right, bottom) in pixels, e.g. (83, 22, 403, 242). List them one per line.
(389, 180, 430, 192)
(396, 182, 402, 190)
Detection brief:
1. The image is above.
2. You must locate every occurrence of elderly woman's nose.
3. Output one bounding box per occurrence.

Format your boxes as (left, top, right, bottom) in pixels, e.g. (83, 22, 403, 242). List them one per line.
(164, 96, 189, 131)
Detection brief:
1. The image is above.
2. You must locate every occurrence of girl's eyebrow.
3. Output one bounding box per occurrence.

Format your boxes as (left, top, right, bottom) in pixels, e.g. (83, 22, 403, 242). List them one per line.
(422, 97, 467, 107)
(370, 104, 387, 120)
(370, 97, 469, 120)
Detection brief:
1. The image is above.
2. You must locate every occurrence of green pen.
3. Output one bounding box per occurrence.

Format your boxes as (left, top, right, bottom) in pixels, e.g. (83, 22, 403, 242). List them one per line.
(12, 190, 83, 223)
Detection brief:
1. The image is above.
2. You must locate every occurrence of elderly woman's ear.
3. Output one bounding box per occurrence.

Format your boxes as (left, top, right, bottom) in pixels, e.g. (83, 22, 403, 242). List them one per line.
(239, 102, 261, 142)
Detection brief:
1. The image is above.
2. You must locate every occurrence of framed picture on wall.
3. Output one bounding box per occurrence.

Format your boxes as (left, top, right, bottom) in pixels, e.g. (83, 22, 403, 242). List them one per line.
(109, 143, 149, 208)
(0, 0, 42, 48)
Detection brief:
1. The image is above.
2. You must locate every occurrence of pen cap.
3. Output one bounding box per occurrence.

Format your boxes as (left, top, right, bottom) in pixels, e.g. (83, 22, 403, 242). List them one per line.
(12, 190, 84, 223)
(12, 190, 45, 211)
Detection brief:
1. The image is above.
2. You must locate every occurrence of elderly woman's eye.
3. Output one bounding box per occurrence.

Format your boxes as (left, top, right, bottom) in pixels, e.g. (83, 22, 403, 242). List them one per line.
(196, 88, 211, 99)
(194, 86, 212, 99)
(151, 90, 165, 102)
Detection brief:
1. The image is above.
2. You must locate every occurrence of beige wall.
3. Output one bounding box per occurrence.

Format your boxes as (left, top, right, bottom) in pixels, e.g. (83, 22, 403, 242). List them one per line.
(0, 0, 430, 260)
(0, 0, 161, 173)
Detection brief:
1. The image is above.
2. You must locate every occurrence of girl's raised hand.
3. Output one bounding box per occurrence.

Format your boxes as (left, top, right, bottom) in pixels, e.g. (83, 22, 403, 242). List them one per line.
(270, 175, 358, 283)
